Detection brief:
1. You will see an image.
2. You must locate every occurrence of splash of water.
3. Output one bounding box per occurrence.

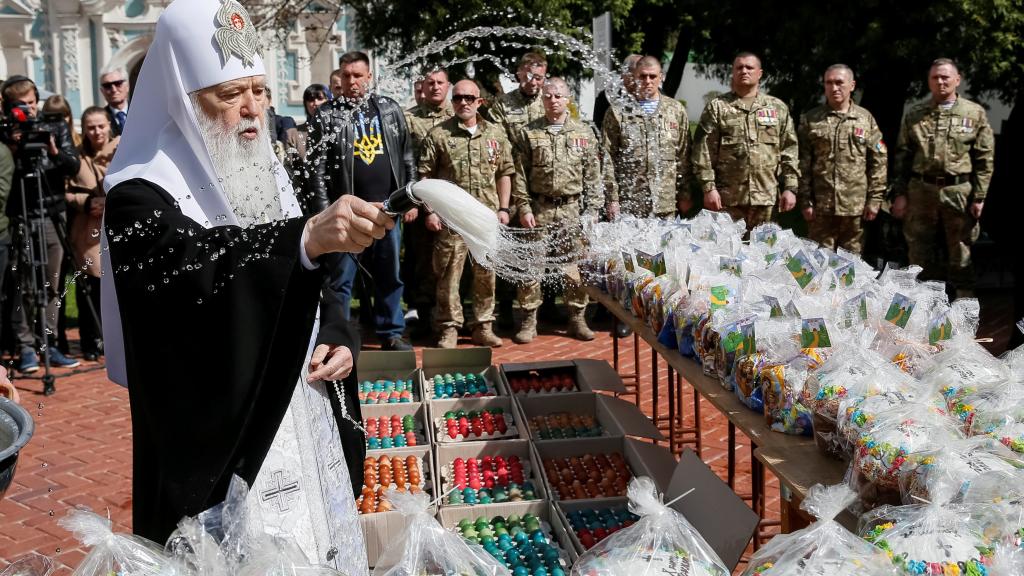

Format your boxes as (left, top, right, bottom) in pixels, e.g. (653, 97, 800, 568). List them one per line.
(412, 179, 586, 284)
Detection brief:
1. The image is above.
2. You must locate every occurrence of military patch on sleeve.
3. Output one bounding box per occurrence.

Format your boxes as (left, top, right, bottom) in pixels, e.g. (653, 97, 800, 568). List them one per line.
(213, 0, 263, 67)
(875, 140, 887, 153)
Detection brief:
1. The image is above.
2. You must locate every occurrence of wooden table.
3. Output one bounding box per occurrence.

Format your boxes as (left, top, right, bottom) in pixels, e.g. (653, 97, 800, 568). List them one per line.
(588, 286, 849, 533)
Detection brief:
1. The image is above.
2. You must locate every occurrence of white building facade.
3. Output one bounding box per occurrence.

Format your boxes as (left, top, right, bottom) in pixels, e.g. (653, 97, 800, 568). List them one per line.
(0, 0, 361, 119)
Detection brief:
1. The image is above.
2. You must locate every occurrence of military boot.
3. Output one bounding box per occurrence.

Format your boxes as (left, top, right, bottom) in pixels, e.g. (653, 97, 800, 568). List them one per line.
(566, 308, 594, 341)
(513, 310, 538, 344)
(472, 323, 503, 347)
(437, 327, 458, 349)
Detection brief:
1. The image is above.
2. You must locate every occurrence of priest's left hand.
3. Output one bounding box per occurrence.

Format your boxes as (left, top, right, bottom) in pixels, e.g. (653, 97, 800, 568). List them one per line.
(307, 344, 354, 383)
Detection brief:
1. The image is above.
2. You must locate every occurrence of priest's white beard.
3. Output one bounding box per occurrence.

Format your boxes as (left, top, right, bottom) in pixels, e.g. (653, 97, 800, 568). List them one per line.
(191, 98, 284, 227)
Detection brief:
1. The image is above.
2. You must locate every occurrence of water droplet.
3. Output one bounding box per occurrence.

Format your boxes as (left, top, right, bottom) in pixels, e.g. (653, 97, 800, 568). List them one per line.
(147, 285, 155, 291)
(48, 510, 54, 516)
(55, 548, 61, 554)
(38, 403, 44, 409)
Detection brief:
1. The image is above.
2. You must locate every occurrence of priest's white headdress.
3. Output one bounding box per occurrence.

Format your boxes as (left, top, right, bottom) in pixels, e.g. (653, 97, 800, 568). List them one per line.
(101, 0, 302, 386)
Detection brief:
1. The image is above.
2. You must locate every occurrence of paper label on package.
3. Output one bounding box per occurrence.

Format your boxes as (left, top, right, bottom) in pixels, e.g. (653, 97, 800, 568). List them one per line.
(800, 317, 832, 348)
(928, 310, 954, 345)
(885, 292, 915, 328)
(786, 250, 817, 289)
(622, 251, 635, 273)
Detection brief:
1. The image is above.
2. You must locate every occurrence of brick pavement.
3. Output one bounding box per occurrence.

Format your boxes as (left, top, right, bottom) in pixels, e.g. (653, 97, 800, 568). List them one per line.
(3, 285, 1016, 572)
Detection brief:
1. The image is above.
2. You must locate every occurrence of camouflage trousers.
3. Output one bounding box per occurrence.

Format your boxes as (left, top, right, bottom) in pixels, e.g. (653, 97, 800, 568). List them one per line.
(515, 198, 588, 312)
(808, 214, 864, 254)
(724, 205, 774, 232)
(903, 180, 979, 291)
(433, 231, 495, 330)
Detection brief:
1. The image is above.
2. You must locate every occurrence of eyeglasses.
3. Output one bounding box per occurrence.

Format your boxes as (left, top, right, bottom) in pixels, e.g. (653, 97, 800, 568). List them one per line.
(101, 79, 127, 90)
(451, 94, 478, 104)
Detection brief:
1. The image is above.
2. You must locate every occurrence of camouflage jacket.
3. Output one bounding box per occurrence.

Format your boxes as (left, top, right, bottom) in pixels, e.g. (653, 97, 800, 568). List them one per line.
(601, 94, 691, 216)
(797, 103, 887, 215)
(691, 91, 799, 206)
(405, 102, 454, 158)
(893, 96, 995, 201)
(512, 116, 603, 217)
(418, 115, 515, 210)
(487, 89, 546, 144)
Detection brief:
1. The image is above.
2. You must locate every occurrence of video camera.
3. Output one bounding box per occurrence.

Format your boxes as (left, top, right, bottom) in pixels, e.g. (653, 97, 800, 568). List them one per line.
(1, 102, 64, 164)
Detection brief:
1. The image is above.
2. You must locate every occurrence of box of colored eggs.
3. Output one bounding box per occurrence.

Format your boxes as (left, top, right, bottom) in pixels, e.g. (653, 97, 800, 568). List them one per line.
(361, 402, 430, 451)
(554, 498, 639, 554)
(357, 350, 422, 405)
(499, 360, 628, 396)
(358, 445, 440, 567)
(436, 439, 547, 508)
(515, 392, 664, 443)
(533, 437, 677, 503)
(431, 396, 521, 443)
(438, 501, 579, 572)
(422, 347, 502, 400)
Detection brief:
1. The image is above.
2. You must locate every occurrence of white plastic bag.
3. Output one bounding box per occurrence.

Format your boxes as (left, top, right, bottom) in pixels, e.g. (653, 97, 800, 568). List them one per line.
(570, 476, 729, 576)
(741, 484, 897, 575)
(372, 489, 509, 576)
(58, 509, 184, 576)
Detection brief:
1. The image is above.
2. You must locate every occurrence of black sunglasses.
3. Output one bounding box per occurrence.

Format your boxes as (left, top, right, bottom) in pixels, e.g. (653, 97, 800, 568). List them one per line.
(451, 94, 478, 104)
(101, 79, 127, 90)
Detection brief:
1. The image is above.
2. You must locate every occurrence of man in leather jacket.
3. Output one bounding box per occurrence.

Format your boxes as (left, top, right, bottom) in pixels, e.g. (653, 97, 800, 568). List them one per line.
(1, 76, 82, 374)
(308, 52, 417, 351)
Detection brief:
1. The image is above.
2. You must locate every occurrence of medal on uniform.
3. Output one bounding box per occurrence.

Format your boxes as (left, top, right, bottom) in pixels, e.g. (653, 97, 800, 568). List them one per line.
(960, 117, 974, 133)
(486, 139, 499, 164)
(755, 108, 778, 126)
(853, 126, 866, 142)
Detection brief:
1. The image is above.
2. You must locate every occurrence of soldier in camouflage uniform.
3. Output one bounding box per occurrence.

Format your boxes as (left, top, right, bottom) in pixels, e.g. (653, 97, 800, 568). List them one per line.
(691, 52, 799, 230)
(601, 56, 691, 219)
(798, 64, 887, 254)
(892, 58, 995, 296)
(488, 52, 548, 146)
(403, 69, 454, 326)
(511, 78, 603, 343)
(418, 80, 514, 348)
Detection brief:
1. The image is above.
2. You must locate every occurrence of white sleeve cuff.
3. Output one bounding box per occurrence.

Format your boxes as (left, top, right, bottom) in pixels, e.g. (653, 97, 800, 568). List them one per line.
(299, 226, 319, 270)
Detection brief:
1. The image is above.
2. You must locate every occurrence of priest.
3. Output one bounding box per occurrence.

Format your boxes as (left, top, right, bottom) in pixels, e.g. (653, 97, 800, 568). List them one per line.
(100, 0, 391, 572)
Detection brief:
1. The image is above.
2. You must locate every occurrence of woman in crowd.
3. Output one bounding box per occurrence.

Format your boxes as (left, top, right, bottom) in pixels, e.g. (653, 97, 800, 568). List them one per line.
(42, 95, 82, 148)
(290, 83, 330, 214)
(65, 106, 117, 361)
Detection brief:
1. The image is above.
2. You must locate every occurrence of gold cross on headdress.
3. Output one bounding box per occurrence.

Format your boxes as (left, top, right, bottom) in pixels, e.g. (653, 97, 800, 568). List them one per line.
(213, 0, 263, 67)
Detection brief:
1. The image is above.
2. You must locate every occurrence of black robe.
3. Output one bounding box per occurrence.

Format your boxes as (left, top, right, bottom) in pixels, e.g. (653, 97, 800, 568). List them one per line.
(105, 179, 365, 544)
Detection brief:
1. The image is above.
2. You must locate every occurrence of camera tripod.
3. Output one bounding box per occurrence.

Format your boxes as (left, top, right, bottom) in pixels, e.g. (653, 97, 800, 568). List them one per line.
(12, 152, 102, 396)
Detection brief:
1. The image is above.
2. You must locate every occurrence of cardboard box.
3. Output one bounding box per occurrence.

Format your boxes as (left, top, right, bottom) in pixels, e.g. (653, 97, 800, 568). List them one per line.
(421, 347, 503, 400)
(663, 449, 760, 571)
(430, 396, 522, 443)
(435, 439, 547, 507)
(360, 401, 431, 451)
(532, 436, 677, 502)
(554, 497, 631, 555)
(357, 350, 423, 404)
(438, 500, 580, 564)
(359, 445, 438, 567)
(515, 392, 664, 442)
(499, 359, 627, 396)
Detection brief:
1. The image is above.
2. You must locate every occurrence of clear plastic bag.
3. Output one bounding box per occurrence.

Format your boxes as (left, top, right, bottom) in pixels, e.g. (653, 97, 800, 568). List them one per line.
(898, 436, 1024, 505)
(741, 484, 898, 575)
(0, 554, 54, 576)
(372, 489, 509, 576)
(860, 502, 1002, 575)
(58, 509, 184, 576)
(852, 403, 964, 504)
(570, 476, 729, 576)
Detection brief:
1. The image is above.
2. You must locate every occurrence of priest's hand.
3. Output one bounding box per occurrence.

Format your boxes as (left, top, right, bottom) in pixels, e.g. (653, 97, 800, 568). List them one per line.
(303, 195, 394, 259)
(0, 366, 19, 404)
(307, 344, 354, 383)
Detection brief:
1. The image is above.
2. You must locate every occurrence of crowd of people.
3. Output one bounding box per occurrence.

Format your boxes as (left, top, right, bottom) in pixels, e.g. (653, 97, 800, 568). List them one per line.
(0, 66, 129, 384)
(294, 49, 994, 352)
(0, 44, 998, 387)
